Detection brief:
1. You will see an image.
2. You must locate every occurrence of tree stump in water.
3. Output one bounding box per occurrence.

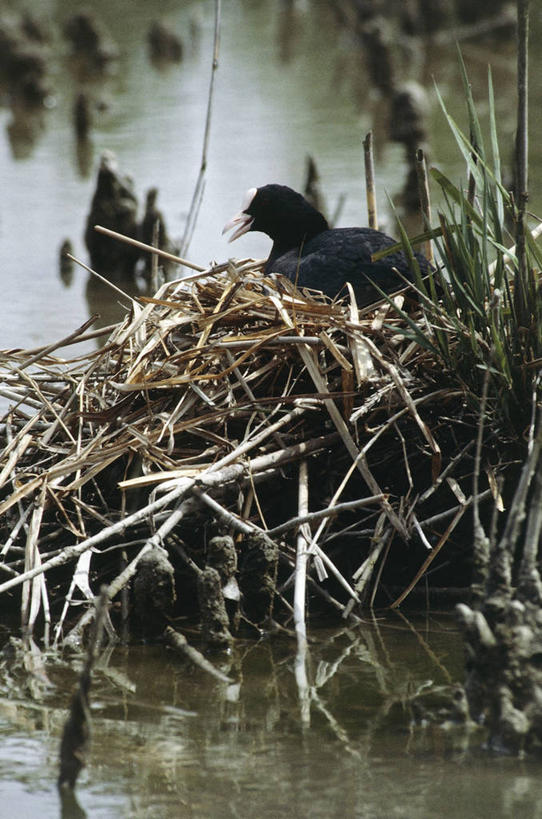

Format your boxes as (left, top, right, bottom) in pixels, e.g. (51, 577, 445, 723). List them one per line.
(197, 567, 233, 649)
(239, 534, 278, 627)
(133, 548, 176, 640)
(207, 535, 240, 631)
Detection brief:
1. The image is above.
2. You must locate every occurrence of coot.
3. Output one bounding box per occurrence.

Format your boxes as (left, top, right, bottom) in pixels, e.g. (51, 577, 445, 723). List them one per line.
(223, 184, 429, 305)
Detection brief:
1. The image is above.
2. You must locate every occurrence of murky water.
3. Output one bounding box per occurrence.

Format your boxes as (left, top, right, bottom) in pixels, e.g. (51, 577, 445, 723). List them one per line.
(3, 2, 542, 815)
(5, 612, 542, 819)
(1, 0, 541, 351)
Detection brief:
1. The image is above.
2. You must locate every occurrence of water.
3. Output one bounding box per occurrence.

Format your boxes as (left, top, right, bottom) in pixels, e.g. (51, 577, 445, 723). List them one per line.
(1, 0, 540, 351)
(6, 613, 542, 819)
(3, 2, 542, 815)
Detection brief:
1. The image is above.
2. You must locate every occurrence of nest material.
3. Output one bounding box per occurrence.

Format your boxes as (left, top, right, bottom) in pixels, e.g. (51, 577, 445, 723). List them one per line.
(0, 260, 482, 636)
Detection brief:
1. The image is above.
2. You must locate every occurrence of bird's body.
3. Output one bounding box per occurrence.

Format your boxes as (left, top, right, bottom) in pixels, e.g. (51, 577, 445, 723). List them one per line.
(264, 226, 421, 303)
(223, 184, 429, 305)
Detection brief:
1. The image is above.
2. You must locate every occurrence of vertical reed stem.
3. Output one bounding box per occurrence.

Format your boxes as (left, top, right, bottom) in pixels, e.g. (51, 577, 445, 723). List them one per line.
(180, 0, 222, 255)
(363, 131, 378, 229)
(415, 148, 433, 264)
(294, 460, 310, 644)
(514, 0, 530, 323)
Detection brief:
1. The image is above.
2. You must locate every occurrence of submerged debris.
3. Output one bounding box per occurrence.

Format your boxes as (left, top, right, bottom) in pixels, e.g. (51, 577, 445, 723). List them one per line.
(147, 20, 184, 64)
(59, 238, 75, 286)
(84, 152, 140, 278)
(239, 533, 279, 627)
(73, 91, 92, 140)
(139, 187, 175, 281)
(198, 566, 233, 649)
(457, 417, 542, 754)
(0, 11, 51, 105)
(58, 590, 109, 793)
(133, 547, 176, 640)
(63, 10, 119, 69)
(84, 156, 175, 282)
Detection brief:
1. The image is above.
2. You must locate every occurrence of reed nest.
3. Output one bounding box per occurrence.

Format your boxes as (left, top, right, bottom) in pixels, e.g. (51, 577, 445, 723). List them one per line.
(0, 260, 490, 640)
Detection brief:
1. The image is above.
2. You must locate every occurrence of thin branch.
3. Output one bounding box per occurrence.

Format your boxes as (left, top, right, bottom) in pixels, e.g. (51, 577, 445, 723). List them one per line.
(92, 227, 205, 273)
(180, 0, 222, 254)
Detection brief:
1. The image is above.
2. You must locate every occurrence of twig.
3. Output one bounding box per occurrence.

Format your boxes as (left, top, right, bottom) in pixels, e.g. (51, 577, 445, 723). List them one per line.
(389, 504, 467, 608)
(296, 338, 408, 539)
(419, 440, 474, 503)
(353, 526, 391, 604)
(57, 543, 155, 647)
(2, 501, 32, 557)
(361, 334, 441, 480)
(489, 402, 542, 595)
(0, 424, 336, 595)
(266, 494, 385, 536)
(21, 482, 47, 632)
(163, 626, 232, 683)
(3, 316, 97, 372)
(470, 353, 492, 602)
(92, 226, 205, 273)
(418, 490, 492, 527)
(66, 253, 139, 307)
(0, 432, 31, 491)
(58, 588, 110, 791)
(194, 486, 361, 606)
(180, 0, 221, 255)
(510, 0, 531, 330)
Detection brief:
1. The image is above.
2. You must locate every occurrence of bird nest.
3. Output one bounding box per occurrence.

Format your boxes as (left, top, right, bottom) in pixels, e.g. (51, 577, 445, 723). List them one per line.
(0, 260, 483, 642)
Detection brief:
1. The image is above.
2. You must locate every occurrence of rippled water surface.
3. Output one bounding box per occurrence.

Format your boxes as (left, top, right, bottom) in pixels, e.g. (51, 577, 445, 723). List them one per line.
(5, 613, 542, 819)
(3, 2, 542, 816)
(1, 0, 541, 350)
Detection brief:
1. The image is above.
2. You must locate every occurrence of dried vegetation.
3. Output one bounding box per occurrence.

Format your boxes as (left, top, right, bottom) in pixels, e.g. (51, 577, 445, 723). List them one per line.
(0, 258, 485, 641)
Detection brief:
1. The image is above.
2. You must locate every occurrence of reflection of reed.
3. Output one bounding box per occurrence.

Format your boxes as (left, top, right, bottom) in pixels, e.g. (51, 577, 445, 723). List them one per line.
(204, 614, 464, 748)
(1, 612, 468, 815)
(85, 273, 145, 346)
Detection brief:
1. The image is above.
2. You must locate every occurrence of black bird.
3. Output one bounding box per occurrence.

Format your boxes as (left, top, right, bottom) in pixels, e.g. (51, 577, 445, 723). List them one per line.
(223, 184, 429, 305)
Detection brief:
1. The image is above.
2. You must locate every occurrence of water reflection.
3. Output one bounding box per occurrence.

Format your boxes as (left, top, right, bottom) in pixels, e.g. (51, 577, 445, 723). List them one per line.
(2, 611, 542, 816)
(74, 131, 94, 179)
(276, 0, 306, 65)
(6, 101, 46, 159)
(3, 613, 540, 818)
(1, 0, 538, 353)
(84, 275, 145, 341)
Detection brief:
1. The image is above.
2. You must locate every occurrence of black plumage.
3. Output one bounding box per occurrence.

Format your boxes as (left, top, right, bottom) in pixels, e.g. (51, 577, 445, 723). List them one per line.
(223, 184, 429, 305)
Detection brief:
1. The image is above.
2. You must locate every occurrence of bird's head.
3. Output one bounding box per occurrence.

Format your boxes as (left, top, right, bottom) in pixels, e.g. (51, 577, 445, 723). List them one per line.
(222, 184, 328, 250)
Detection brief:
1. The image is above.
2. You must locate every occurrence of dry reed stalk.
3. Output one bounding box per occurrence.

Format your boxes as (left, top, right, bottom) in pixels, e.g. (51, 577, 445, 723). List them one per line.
(415, 148, 434, 264)
(294, 459, 310, 644)
(93, 226, 206, 273)
(389, 503, 468, 608)
(180, 0, 222, 255)
(363, 131, 378, 230)
(21, 482, 48, 631)
(0, 254, 488, 631)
